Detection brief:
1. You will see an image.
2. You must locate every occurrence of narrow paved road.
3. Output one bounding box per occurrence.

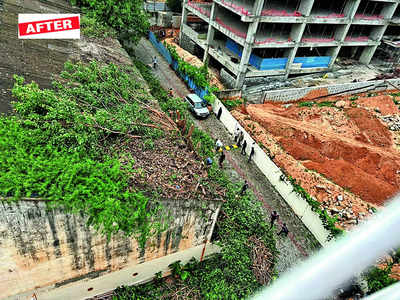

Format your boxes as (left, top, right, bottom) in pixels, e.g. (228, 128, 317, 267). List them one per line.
(134, 38, 321, 274)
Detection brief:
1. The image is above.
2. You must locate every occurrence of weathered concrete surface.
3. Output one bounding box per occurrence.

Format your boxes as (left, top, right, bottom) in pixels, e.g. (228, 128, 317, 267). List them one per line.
(33, 244, 220, 300)
(0, 199, 220, 298)
(0, 0, 132, 114)
(0, 1, 222, 298)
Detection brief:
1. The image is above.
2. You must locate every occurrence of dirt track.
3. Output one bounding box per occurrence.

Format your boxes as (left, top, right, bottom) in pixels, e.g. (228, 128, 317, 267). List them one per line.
(135, 38, 321, 275)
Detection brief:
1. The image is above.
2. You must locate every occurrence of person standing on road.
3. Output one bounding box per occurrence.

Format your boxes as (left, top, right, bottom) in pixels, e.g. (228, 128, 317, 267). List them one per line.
(152, 56, 158, 69)
(215, 139, 223, 151)
(241, 139, 247, 155)
(237, 131, 244, 147)
(239, 181, 249, 195)
(219, 151, 226, 168)
(234, 124, 240, 143)
(278, 223, 289, 236)
(248, 142, 255, 163)
(217, 107, 222, 120)
(270, 211, 279, 228)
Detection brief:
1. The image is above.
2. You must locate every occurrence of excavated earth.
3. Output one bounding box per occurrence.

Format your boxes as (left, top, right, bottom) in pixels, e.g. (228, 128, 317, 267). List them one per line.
(232, 92, 400, 230)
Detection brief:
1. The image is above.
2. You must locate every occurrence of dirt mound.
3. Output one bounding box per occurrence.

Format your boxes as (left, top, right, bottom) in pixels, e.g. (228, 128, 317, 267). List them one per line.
(346, 108, 392, 147)
(356, 95, 399, 115)
(304, 159, 397, 205)
(240, 93, 400, 208)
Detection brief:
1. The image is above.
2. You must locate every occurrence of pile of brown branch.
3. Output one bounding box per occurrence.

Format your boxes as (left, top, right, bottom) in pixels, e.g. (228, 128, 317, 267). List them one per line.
(162, 282, 201, 300)
(249, 235, 274, 285)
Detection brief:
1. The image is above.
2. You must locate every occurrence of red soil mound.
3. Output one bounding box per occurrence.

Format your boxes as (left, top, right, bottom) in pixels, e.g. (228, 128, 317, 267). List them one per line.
(346, 108, 392, 147)
(356, 95, 399, 115)
(304, 159, 397, 205)
(245, 100, 400, 206)
(279, 138, 325, 163)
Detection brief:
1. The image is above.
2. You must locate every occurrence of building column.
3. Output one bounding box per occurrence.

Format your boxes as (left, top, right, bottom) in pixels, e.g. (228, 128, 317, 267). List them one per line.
(285, 22, 307, 78)
(202, 2, 217, 64)
(298, 0, 315, 16)
(381, 2, 399, 20)
(234, 0, 264, 88)
(179, 1, 189, 46)
(359, 45, 378, 64)
(358, 0, 398, 66)
(326, 46, 341, 68)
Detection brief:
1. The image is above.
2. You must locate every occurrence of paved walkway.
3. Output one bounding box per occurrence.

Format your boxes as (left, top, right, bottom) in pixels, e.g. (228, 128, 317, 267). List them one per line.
(134, 39, 320, 274)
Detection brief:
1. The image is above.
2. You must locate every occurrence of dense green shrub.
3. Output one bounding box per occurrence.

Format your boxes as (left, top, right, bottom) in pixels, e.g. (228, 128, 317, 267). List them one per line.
(120, 58, 279, 299)
(2, 61, 168, 247)
(165, 43, 210, 89)
(70, 0, 149, 45)
(365, 264, 398, 295)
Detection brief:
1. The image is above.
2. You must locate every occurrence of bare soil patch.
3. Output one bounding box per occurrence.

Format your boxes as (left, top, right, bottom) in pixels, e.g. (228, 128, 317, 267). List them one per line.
(232, 91, 400, 229)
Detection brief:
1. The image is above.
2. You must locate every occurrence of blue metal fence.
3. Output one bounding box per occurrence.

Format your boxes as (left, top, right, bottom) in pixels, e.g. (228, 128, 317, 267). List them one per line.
(148, 32, 209, 100)
(148, 31, 172, 64)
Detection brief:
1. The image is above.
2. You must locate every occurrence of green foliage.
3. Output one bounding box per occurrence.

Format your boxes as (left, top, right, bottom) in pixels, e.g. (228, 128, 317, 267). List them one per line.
(298, 101, 315, 107)
(70, 0, 149, 45)
(165, 43, 210, 90)
(125, 58, 279, 299)
(80, 13, 116, 38)
(166, 0, 182, 13)
(317, 101, 335, 107)
(349, 96, 359, 101)
(169, 261, 190, 281)
(287, 176, 343, 239)
(12, 61, 162, 154)
(365, 264, 398, 295)
(4, 61, 167, 248)
(221, 98, 244, 111)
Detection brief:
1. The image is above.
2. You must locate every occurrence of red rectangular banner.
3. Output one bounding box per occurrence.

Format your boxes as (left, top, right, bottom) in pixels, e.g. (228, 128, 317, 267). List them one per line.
(18, 16, 80, 36)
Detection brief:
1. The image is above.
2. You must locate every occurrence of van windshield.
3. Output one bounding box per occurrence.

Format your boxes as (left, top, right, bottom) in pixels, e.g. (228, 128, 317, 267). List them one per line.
(194, 101, 206, 109)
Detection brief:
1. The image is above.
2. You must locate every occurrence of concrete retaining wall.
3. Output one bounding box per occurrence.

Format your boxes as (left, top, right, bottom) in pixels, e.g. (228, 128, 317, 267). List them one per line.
(220, 68, 236, 89)
(212, 99, 331, 247)
(180, 32, 196, 54)
(244, 78, 400, 103)
(215, 89, 242, 100)
(0, 198, 221, 298)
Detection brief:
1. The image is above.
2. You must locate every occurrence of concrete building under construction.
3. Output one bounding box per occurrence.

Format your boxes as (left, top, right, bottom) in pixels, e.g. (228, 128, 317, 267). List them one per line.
(179, 0, 400, 88)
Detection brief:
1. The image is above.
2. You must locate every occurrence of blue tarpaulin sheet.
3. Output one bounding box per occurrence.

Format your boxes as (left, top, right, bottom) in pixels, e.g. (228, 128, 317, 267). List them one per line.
(226, 39, 287, 70)
(293, 56, 331, 68)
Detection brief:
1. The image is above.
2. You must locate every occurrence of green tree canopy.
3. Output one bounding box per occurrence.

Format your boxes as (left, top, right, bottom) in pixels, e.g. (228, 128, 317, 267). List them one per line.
(71, 0, 150, 45)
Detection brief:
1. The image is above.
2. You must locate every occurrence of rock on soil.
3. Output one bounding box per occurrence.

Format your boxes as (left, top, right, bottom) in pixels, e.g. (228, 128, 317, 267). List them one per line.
(230, 91, 400, 229)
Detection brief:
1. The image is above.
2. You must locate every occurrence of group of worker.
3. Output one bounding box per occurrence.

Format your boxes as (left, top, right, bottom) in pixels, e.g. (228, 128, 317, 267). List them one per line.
(239, 180, 289, 236)
(214, 127, 289, 237)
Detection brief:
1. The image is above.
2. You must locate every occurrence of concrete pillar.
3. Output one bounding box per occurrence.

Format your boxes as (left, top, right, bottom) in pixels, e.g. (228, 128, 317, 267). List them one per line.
(345, 0, 361, 19)
(284, 47, 299, 78)
(202, 2, 217, 64)
(335, 24, 350, 42)
(298, 0, 315, 16)
(203, 26, 215, 63)
(179, 2, 189, 46)
(234, 0, 264, 88)
(326, 46, 341, 68)
(370, 25, 387, 41)
(285, 23, 306, 77)
(359, 45, 378, 64)
(381, 2, 398, 19)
